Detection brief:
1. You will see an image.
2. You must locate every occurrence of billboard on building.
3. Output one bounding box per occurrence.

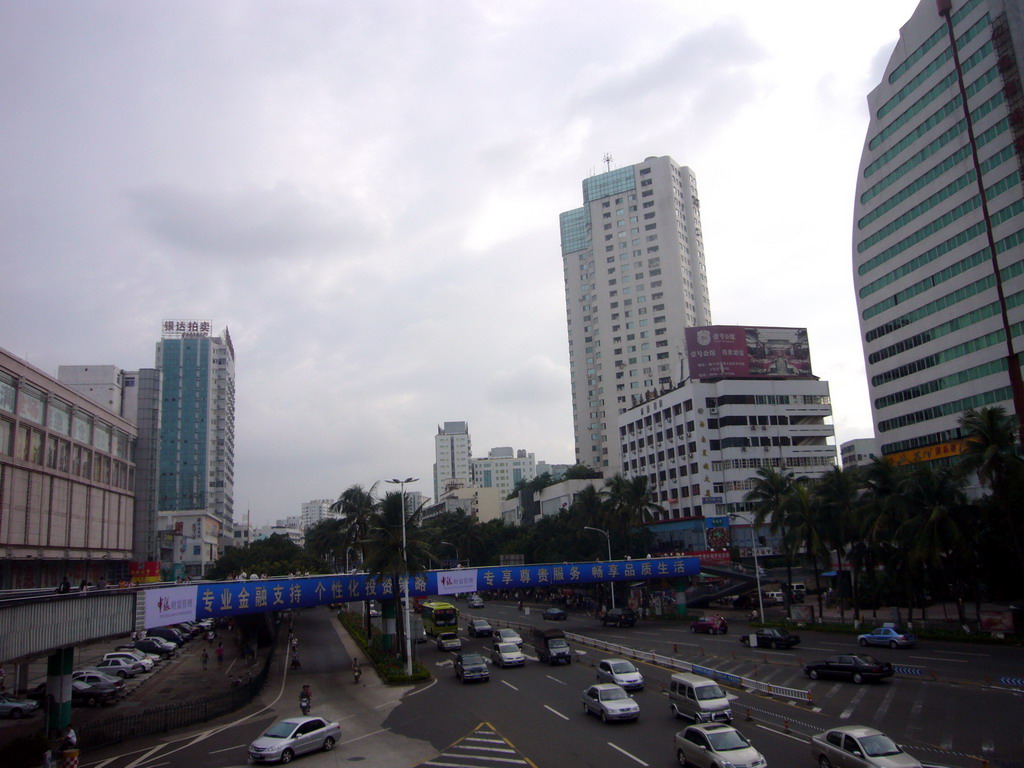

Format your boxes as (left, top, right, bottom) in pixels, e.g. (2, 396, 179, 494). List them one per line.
(685, 326, 812, 379)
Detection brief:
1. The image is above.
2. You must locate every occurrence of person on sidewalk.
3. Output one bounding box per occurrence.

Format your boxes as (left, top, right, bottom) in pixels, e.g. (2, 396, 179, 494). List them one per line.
(216, 642, 224, 666)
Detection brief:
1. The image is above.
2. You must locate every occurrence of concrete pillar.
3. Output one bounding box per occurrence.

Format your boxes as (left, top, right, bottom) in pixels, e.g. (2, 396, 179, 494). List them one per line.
(46, 647, 74, 733)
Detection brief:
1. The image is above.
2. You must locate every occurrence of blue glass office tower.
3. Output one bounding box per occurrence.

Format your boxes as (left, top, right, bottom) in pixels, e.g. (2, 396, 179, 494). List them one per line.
(156, 321, 235, 576)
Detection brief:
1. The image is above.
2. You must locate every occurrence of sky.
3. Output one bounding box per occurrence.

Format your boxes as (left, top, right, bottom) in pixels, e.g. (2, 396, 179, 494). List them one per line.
(0, 1, 922, 526)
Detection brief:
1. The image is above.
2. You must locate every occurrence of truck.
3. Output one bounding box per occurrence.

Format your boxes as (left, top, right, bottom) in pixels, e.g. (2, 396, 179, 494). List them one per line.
(532, 628, 572, 665)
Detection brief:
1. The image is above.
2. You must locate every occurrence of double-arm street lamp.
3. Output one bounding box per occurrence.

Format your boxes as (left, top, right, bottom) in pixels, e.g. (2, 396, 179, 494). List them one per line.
(387, 477, 418, 676)
(583, 526, 615, 610)
(729, 512, 765, 624)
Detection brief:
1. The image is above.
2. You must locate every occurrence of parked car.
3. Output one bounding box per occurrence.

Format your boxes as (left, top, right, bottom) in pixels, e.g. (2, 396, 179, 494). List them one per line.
(146, 627, 187, 646)
(72, 670, 127, 696)
(122, 637, 177, 658)
(581, 683, 639, 722)
(596, 658, 644, 691)
(542, 607, 567, 621)
(436, 632, 462, 652)
(858, 624, 917, 649)
(466, 595, 484, 608)
(739, 627, 801, 649)
(689, 615, 728, 634)
(490, 643, 525, 668)
(467, 619, 493, 638)
(810, 725, 922, 768)
(493, 628, 523, 648)
(804, 654, 894, 683)
(89, 657, 143, 678)
(104, 651, 155, 672)
(601, 607, 637, 627)
(674, 723, 766, 768)
(248, 716, 341, 763)
(454, 652, 490, 683)
(36, 679, 121, 707)
(0, 693, 40, 719)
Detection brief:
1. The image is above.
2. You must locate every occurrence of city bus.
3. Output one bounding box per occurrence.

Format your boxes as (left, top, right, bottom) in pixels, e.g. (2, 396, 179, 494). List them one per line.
(420, 600, 459, 636)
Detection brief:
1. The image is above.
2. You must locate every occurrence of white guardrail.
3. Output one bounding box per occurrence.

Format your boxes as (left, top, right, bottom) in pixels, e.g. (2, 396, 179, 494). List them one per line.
(479, 615, 812, 703)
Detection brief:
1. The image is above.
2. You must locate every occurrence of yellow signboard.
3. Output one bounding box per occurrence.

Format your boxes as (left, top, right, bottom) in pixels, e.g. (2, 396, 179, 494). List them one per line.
(885, 439, 970, 466)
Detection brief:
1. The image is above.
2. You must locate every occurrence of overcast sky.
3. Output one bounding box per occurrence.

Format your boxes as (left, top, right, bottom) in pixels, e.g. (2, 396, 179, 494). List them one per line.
(1, 1, 921, 526)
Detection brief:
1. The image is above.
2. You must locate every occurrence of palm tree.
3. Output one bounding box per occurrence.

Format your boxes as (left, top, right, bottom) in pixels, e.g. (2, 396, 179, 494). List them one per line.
(570, 483, 606, 531)
(782, 481, 829, 617)
(744, 466, 796, 617)
(816, 466, 862, 622)
(602, 474, 664, 556)
(330, 483, 379, 571)
(859, 458, 906, 619)
(957, 406, 1024, 574)
(896, 463, 971, 624)
(362, 491, 431, 663)
(304, 518, 346, 571)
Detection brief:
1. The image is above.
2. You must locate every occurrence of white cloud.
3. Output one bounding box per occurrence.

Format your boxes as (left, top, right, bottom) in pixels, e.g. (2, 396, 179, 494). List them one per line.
(0, 0, 922, 524)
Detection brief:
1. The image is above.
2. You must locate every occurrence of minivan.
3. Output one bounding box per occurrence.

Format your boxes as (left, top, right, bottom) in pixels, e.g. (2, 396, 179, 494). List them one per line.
(668, 672, 733, 723)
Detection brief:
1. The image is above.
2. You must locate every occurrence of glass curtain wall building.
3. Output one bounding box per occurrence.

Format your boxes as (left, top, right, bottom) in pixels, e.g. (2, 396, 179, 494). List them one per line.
(853, 0, 1024, 462)
(156, 321, 235, 576)
(560, 156, 712, 474)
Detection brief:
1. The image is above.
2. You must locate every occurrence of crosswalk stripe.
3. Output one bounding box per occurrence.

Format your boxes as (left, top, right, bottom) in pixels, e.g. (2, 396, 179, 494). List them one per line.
(416, 722, 539, 768)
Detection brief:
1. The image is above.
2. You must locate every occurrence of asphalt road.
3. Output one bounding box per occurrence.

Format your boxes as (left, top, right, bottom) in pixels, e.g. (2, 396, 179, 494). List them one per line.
(381, 600, 1022, 768)
(66, 602, 1023, 768)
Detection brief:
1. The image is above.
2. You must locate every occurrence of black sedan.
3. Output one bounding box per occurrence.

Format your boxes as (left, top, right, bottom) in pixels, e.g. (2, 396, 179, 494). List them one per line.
(542, 607, 567, 621)
(739, 628, 800, 649)
(29, 680, 120, 707)
(804, 654, 893, 683)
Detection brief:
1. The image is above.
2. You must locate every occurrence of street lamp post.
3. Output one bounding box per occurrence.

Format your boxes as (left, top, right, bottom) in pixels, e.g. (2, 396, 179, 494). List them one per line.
(387, 477, 418, 676)
(440, 540, 459, 568)
(729, 513, 765, 625)
(583, 526, 615, 611)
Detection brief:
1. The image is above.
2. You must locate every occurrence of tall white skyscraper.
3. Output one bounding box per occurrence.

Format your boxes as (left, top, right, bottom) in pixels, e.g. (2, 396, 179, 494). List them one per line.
(853, 0, 1024, 463)
(433, 421, 472, 501)
(560, 155, 712, 474)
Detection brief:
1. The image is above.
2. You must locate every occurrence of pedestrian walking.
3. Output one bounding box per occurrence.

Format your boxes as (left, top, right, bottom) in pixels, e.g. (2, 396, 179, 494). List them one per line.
(0, 664, 6, 691)
(290, 635, 298, 653)
(201, 648, 209, 671)
(206, 628, 215, 645)
(56, 576, 71, 594)
(216, 642, 224, 666)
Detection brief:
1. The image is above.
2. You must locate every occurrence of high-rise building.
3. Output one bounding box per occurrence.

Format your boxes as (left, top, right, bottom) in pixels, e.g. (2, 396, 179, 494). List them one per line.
(620, 325, 836, 553)
(300, 498, 337, 530)
(156, 320, 235, 576)
(58, 365, 162, 564)
(471, 447, 536, 500)
(560, 155, 712, 474)
(2, 346, 138, 588)
(433, 421, 472, 501)
(854, 0, 1024, 463)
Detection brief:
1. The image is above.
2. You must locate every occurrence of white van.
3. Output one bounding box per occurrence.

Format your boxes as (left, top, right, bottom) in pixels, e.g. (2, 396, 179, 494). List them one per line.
(668, 672, 733, 723)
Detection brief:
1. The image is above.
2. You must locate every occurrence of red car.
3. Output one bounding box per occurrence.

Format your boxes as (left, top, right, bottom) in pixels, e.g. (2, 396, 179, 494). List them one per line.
(690, 615, 728, 634)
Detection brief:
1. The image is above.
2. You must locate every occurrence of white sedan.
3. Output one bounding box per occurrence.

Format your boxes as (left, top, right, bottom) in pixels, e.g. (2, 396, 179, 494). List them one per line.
(490, 643, 525, 667)
(581, 683, 639, 722)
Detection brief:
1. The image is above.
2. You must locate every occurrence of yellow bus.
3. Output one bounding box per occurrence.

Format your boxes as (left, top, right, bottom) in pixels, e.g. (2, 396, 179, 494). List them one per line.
(420, 600, 459, 636)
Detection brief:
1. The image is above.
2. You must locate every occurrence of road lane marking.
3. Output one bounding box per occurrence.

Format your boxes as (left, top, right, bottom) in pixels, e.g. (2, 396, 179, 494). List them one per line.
(545, 675, 566, 685)
(839, 686, 868, 719)
(502, 680, 519, 691)
(208, 744, 246, 754)
(872, 682, 896, 723)
(908, 655, 968, 663)
(544, 704, 569, 720)
(608, 742, 649, 766)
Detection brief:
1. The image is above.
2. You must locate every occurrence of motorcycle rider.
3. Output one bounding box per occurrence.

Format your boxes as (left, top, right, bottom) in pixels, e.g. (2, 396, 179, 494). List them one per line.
(299, 684, 312, 714)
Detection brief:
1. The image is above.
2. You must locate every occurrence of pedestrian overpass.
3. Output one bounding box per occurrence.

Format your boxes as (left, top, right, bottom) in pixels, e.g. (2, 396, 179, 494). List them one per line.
(0, 555, 700, 732)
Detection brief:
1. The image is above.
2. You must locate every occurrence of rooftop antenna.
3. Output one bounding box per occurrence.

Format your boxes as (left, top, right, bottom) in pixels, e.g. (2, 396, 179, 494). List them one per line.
(603, 153, 614, 171)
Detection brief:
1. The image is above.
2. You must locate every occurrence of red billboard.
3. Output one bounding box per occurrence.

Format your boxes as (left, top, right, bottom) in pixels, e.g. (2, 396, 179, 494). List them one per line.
(685, 326, 812, 379)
